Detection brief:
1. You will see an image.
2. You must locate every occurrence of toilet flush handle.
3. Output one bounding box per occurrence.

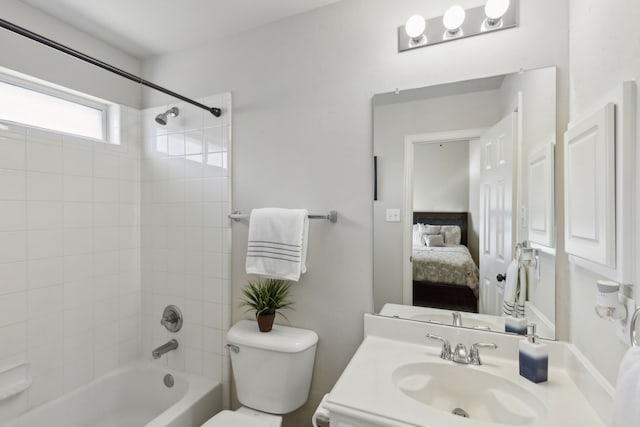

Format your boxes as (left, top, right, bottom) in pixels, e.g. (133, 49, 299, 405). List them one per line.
(227, 344, 240, 353)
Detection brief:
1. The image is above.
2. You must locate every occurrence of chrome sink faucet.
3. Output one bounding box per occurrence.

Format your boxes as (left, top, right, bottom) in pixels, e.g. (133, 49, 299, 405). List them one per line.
(426, 334, 452, 360)
(426, 334, 497, 365)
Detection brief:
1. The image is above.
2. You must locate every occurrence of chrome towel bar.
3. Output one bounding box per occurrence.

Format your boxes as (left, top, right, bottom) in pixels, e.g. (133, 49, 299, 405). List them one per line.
(228, 210, 338, 223)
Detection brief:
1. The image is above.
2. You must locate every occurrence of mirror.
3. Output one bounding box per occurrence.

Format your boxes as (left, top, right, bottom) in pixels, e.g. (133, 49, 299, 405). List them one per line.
(373, 67, 557, 339)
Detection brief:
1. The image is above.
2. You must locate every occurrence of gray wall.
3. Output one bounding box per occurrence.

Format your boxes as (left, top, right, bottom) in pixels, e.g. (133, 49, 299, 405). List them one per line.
(142, 1, 569, 424)
(0, 0, 142, 108)
(413, 141, 470, 212)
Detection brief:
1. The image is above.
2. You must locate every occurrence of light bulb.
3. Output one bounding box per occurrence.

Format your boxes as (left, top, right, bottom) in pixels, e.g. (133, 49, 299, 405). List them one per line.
(485, 0, 510, 20)
(405, 14, 426, 40)
(443, 5, 466, 32)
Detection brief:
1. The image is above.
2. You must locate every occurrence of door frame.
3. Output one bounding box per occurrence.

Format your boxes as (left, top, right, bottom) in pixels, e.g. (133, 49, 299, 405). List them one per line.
(402, 128, 486, 305)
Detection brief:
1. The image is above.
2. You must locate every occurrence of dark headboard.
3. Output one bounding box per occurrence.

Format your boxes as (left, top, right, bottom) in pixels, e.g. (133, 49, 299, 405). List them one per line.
(413, 212, 469, 247)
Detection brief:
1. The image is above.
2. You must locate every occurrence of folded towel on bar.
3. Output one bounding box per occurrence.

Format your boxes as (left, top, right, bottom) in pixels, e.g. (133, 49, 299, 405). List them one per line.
(246, 208, 309, 282)
(516, 263, 528, 317)
(502, 259, 519, 316)
(614, 346, 640, 426)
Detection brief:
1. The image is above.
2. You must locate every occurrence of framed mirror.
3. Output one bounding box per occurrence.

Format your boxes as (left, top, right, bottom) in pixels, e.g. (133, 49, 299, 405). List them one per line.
(373, 66, 557, 339)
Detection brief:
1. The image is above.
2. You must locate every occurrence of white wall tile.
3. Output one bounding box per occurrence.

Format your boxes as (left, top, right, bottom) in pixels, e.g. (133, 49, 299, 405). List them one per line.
(93, 153, 118, 179)
(64, 228, 93, 255)
(0, 231, 26, 263)
(93, 228, 119, 252)
(0, 262, 27, 296)
(63, 146, 93, 177)
(27, 142, 62, 174)
(93, 178, 119, 202)
(0, 322, 27, 359)
(168, 133, 185, 156)
(63, 280, 93, 310)
(93, 203, 119, 227)
(0, 292, 27, 327)
(0, 138, 26, 170)
(0, 201, 26, 231)
(27, 201, 63, 230)
(63, 175, 93, 202)
(0, 108, 144, 413)
(28, 313, 63, 349)
(27, 257, 63, 289)
(27, 172, 62, 201)
(28, 285, 63, 318)
(27, 229, 63, 259)
(64, 254, 93, 282)
(64, 202, 93, 228)
(0, 169, 26, 200)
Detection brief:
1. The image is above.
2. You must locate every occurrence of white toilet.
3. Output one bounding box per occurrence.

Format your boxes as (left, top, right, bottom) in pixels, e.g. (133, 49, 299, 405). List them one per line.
(202, 320, 319, 427)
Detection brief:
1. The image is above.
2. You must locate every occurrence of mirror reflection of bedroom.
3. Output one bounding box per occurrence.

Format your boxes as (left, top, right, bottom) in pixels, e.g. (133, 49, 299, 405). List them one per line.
(373, 66, 558, 339)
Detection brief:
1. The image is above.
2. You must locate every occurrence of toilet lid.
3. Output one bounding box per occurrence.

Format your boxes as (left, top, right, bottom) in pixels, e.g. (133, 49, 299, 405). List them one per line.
(202, 410, 271, 427)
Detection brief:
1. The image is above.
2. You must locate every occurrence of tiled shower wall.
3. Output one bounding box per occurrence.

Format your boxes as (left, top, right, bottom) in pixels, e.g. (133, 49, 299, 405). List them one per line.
(0, 108, 142, 421)
(140, 94, 232, 406)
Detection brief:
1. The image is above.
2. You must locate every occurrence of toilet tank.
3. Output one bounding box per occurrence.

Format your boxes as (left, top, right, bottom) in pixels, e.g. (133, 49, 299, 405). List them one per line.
(227, 320, 318, 414)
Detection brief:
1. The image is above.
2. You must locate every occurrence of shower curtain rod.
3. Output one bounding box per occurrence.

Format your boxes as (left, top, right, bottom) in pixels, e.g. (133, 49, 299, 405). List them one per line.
(0, 18, 222, 117)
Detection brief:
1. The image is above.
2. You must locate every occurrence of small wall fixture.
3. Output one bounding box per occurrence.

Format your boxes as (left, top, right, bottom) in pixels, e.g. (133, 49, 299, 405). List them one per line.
(595, 280, 627, 321)
(398, 0, 518, 52)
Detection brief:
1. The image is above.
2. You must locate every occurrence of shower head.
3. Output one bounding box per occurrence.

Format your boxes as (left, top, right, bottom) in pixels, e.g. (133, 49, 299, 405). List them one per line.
(155, 107, 179, 125)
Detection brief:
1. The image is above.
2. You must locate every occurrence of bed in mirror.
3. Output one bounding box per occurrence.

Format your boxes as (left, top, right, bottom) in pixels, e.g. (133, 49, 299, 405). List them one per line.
(373, 66, 557, 339)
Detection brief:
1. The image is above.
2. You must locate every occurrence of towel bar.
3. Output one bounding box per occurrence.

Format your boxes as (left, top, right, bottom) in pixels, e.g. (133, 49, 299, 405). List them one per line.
(228, 210, 338, 223)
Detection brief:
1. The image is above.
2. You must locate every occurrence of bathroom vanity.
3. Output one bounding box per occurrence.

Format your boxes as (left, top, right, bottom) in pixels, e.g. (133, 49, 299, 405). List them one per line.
(315, 314, 613, 427)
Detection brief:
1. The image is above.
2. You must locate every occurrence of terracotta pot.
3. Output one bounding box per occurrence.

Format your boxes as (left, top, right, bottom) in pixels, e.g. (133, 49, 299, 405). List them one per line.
(257, 313, 276, 332)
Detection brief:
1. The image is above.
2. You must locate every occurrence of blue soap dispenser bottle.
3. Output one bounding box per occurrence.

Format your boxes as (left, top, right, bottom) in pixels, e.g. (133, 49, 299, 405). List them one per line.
(519, 323, 548, 383)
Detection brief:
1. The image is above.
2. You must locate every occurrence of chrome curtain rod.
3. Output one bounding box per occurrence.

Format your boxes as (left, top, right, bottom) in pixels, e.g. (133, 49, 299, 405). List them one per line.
(0, 18, 221, 117)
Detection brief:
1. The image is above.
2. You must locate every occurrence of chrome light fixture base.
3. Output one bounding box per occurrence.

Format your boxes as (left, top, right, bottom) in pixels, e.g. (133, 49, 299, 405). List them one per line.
(398, 0, 519, 53)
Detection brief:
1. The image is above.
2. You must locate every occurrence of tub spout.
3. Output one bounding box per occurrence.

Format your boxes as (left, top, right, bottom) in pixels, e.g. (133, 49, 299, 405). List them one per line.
(152, 339, 178, 359)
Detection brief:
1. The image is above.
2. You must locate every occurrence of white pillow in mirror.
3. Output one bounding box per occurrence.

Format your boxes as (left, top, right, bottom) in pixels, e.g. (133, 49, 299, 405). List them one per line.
(424, 234, 445, 247)
(423, 225, 441, 235)
(441, 225, 461, 245)
(412, 224, 424, 245)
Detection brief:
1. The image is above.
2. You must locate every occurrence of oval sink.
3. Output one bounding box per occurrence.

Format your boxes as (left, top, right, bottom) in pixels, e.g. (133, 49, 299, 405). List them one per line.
(392, 363, 547, 425)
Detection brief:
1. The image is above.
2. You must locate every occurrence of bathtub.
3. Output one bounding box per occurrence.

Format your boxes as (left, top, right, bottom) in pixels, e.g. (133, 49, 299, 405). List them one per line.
(5, 363, 221, 427)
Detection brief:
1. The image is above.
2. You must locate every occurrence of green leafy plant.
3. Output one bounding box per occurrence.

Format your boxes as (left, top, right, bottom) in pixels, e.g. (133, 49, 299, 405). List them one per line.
(240, 278, 294, 319)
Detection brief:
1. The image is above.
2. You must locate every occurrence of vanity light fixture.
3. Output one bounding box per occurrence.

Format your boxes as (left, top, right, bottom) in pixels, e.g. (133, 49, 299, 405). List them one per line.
(484, 0, 511, 28)
(398, 0, 518, 53)
(443, 5, 466, 38)
(405, 14, 427, 46)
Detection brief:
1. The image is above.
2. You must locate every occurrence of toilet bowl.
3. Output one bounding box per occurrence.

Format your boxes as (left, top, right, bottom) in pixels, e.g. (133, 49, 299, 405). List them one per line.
(201, 320, 318, 427)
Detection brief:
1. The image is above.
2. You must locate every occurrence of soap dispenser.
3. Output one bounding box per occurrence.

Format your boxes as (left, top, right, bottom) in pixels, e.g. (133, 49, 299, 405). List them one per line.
(519, 323, 548, 383)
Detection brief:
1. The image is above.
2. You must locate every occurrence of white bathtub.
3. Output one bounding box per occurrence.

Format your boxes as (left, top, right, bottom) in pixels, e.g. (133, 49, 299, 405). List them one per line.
(5, 363, 221, 427)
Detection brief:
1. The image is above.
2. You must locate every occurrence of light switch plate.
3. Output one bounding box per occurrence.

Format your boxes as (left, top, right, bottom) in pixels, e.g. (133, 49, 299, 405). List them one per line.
(386, 209, 401, 223)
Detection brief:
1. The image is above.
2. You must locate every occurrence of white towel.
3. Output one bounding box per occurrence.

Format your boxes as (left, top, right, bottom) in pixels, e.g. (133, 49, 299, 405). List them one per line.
(502, 259, 519, 316)
(516, 264, 528, 317)
(614, 346, 640, 427)
(245, 208, 309, 281)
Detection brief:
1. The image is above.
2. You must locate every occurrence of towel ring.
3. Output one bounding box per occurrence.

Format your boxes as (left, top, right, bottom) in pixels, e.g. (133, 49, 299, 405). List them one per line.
(630, 307, 640, 347)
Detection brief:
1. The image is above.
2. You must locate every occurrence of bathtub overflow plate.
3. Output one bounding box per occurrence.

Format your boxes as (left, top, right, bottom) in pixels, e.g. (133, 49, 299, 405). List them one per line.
(164, 374, 174, 388)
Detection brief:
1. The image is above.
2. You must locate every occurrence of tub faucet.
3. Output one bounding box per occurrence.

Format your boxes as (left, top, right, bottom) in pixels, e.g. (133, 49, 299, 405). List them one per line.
(152, 339, 178, 359)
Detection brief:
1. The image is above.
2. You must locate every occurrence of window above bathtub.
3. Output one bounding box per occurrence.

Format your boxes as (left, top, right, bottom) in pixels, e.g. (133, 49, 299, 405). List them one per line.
(0, 70, 120, 144)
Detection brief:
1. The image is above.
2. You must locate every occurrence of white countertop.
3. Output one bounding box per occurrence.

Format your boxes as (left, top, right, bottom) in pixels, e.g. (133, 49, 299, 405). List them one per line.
(322, 314, 612, 427)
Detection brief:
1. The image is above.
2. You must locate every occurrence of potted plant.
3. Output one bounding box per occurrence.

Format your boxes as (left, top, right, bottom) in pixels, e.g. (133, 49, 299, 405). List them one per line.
(240, 278, 294, 332)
